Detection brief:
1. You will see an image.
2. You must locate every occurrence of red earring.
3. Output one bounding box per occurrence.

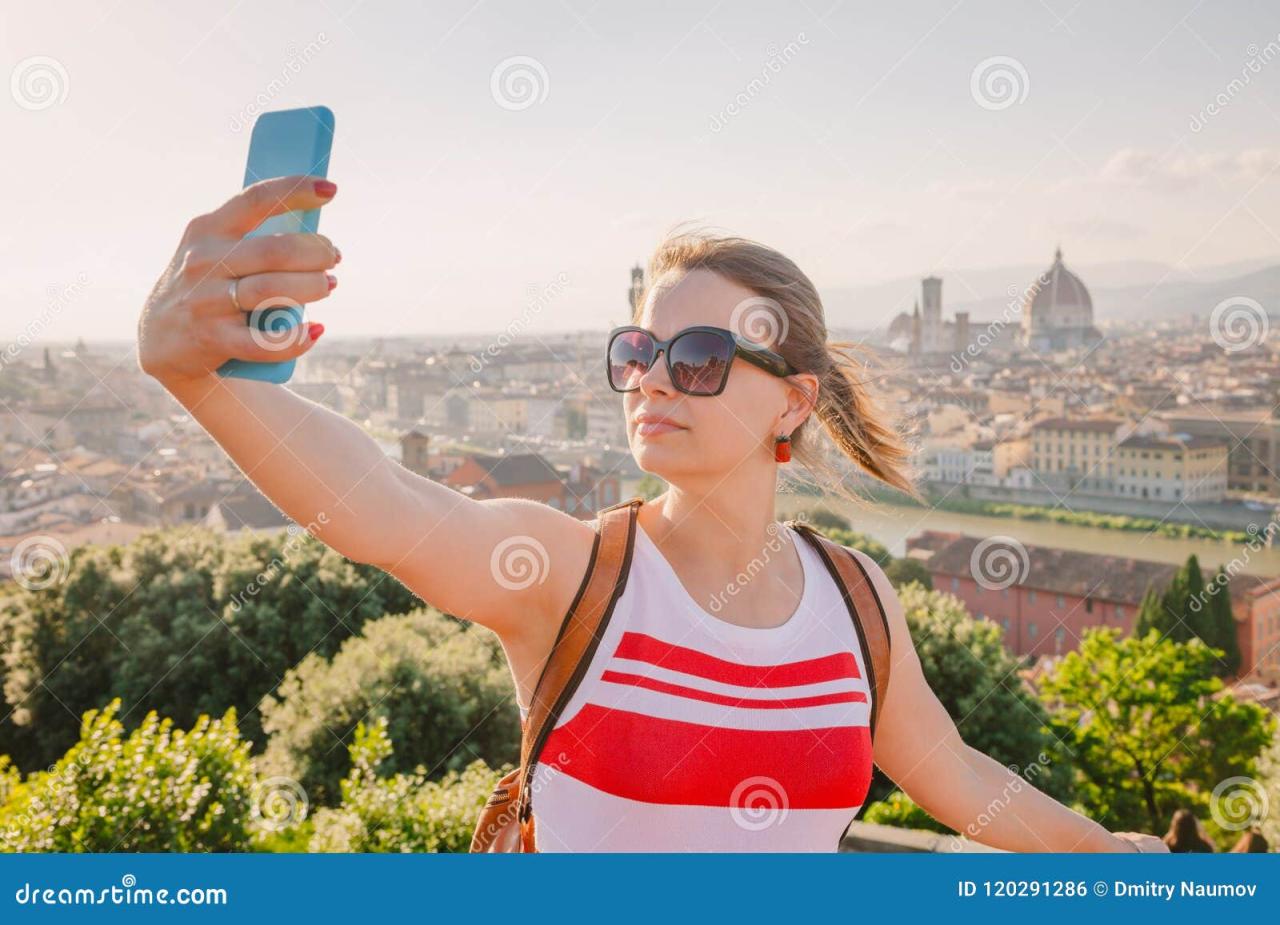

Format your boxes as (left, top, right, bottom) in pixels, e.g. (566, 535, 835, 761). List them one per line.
(774, 434, 791, 463)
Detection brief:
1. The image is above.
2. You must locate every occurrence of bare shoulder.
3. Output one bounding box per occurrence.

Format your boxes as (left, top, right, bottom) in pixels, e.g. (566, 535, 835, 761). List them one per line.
(384, 493, 597, 643)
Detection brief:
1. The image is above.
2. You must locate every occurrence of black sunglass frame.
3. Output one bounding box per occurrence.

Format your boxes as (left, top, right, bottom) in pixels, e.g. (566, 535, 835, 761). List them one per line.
(606, 324, 798, 397)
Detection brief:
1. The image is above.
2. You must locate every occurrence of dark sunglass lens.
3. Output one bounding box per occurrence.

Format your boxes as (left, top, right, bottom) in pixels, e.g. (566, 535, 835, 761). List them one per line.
(608, 331, 655, 390)
(669, 331, 732, 395)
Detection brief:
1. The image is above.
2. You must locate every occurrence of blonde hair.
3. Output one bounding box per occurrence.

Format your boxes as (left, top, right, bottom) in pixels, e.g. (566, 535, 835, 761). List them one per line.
(634, 228, 923, 505)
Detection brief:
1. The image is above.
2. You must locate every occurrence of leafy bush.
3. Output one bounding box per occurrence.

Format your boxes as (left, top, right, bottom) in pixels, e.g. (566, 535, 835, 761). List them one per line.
(0, 698, 256, 852)
(883, 557, 932, 590)
(258, 608, 519, 807)
(0, 528, 421, 772)
(1038, 628, 1274, 835)
(309, 716, 505, 853)
(863, 789, 955, 834)
(877, 583, 1074, 805)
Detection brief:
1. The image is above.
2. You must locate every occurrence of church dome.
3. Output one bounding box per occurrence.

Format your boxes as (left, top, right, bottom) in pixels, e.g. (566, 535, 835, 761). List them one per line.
(1021, 247, 1099, 350)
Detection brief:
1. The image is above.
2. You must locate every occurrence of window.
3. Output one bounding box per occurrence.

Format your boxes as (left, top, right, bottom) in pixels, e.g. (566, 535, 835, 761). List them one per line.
(1029, 589, 1037, 603)
(951, 577, 959, 591)
(1056, 594, 1065, 608)
(1054, 627, 1066, 651)
(1085, 598, 1093, 613)
(1029, 622, 1038, 639)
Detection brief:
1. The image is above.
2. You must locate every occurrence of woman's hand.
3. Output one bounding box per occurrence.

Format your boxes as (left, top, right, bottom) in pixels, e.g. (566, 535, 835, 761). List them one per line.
(138, 175, 340, 385)
(1111, 831, 1169, 852)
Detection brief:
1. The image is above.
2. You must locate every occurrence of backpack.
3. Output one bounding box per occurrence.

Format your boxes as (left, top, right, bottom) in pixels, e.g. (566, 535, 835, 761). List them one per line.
(469, 495, 893, 853)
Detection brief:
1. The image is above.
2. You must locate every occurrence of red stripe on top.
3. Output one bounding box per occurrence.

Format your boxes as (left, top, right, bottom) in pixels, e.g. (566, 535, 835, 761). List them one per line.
(601, 670, 867, 710)
(611, 631, 860, 688)
(543, 704, 872, 809)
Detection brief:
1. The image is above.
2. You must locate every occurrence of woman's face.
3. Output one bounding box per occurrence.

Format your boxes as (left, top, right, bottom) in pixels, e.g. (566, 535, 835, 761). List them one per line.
(623, 268, 814, 485)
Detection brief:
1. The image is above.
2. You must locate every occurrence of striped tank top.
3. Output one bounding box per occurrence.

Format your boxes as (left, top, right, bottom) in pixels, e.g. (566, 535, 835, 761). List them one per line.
(525, 520, 875, 851)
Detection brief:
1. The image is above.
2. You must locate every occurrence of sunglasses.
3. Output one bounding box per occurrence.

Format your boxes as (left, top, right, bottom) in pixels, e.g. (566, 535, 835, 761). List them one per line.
(606, 324, 798, 397)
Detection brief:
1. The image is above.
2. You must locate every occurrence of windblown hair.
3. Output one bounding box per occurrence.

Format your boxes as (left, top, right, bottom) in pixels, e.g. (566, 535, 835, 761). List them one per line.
(634, 227, 923, 505)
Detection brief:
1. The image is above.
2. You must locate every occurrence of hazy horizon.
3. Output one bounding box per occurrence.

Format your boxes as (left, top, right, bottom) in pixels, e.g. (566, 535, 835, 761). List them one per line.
(6, 0, 1280, 342)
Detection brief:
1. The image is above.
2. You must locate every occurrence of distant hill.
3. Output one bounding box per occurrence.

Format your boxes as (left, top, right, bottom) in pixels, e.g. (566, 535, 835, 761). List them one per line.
(821, 257, 1280, 331)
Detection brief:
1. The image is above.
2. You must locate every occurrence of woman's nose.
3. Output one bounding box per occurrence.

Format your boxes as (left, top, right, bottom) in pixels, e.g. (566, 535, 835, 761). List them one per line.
(638, 347, 674, 394)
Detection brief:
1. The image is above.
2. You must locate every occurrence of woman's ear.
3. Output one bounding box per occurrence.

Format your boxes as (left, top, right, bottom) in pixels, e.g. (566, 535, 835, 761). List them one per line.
(786, 372, 820, 426)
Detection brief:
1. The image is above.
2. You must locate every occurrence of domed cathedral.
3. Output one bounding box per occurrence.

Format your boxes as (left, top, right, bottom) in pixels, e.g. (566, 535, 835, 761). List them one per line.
(1020, 247, 1103, 353)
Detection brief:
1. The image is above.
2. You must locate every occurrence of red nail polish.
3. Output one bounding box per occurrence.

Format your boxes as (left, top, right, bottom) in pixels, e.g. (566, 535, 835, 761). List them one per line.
(309, 322, 325, 341)
(326, 274, 338, 290)
(333, 247, 342, 264)
(314, 179, 337, 198)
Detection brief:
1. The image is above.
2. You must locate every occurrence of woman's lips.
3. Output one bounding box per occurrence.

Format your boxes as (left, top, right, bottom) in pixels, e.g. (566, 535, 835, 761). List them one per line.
(635, 420, 684, 436)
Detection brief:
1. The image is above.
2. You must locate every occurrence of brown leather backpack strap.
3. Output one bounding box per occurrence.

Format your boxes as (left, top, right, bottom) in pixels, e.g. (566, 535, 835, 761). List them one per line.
(516, 495, 643, 826)
(789, 522, 892, 741)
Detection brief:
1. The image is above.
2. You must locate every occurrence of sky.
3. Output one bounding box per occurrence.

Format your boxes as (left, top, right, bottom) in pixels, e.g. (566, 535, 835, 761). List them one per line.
(4, 0, 1280, 342)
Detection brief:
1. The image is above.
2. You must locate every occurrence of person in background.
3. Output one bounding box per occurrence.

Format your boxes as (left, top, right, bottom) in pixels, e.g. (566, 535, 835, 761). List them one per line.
(1163, 809, 1216, 853)
(1229, 830, 1269, 853)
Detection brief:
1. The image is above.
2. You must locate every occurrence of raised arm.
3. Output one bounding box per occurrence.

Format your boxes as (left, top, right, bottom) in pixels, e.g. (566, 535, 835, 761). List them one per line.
(850, 549, 1166, 853)
(137, 176, 595, 668)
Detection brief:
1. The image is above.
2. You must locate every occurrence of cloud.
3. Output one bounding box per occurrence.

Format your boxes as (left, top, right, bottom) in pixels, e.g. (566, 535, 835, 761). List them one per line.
(1099, 147, 1280, 190)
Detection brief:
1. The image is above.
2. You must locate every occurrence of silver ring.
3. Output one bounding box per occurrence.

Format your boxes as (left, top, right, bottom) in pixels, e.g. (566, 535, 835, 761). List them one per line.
(228, 277, 243, 311)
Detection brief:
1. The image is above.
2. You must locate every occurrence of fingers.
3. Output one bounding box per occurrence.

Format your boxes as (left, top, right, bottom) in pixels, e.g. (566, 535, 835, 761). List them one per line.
(212, 315, 324, 364)
(188, 175, 337, 240)
(187, 271, 335, 318)
(188, 233, 339, 279)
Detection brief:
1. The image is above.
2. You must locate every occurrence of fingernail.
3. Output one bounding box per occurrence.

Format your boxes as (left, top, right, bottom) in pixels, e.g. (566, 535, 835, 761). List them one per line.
(326, 273, 338, 290)
(333, 246, 342, 264)
(309, 322, 325, 341)
(314, 179, 337, 198)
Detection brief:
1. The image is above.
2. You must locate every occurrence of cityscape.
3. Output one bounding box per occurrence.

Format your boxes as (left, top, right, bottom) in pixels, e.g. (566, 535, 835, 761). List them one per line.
(4, 250, 1280, 696)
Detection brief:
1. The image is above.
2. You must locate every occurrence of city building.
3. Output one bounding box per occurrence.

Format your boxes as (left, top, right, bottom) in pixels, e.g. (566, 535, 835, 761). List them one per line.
(907, 530, 1280, 681)
(1114, 433, 1229, 502)
(1020, 247, 1104, 353)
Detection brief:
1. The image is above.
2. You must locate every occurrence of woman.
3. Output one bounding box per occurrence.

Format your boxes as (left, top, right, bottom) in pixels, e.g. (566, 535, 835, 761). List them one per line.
(137, 175, 1166, 852)
(1162, 809, 1216, 853)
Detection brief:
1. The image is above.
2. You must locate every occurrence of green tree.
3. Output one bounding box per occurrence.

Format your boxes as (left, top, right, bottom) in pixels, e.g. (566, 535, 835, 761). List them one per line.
(872, 584, 1073, 805)
(258, 609, 519, 807)
(0, 528, 421, 772)
(0, 698, 256, 852)
(308, 716, 504, 853)
(1202, 566, 1242, 677)
(1134, 554, 1211, 644)
(1037, 627, 1274, 834)
(884, 557, 932, 590)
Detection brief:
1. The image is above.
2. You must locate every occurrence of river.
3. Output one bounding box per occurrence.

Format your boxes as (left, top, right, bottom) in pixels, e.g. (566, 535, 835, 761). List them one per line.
(774, 494, 1280, 579)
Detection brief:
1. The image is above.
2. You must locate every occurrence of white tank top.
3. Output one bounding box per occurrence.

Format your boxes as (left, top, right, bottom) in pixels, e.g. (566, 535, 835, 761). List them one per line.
(525, 520, 875, 852)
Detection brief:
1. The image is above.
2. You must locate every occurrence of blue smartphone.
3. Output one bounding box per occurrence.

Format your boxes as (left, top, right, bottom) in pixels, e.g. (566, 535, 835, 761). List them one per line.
(217, 106, 335, 383)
